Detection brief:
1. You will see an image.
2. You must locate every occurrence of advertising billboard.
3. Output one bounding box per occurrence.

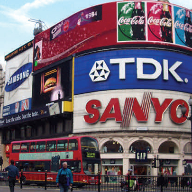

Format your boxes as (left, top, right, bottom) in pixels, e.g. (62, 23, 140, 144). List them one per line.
(32, 58, 72, 109)
(3, 42, 33, 117)
(73, 89, 190, 133)
(33, 1, 192, 72)
(74, 49, 192, 95)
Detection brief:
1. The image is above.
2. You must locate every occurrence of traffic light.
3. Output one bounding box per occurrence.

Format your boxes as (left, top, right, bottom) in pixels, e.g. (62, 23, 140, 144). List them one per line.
(152, 158, 156, 168)
(0, 156, 3, 166)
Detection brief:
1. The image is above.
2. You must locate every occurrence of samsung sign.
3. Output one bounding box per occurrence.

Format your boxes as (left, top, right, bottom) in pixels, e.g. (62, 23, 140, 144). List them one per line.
(5, 62, 32, 92)
(74, 50, 192, 94)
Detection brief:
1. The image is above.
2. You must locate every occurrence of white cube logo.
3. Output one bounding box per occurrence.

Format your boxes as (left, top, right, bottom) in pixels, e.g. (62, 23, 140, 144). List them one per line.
(89, 60, 110, 82)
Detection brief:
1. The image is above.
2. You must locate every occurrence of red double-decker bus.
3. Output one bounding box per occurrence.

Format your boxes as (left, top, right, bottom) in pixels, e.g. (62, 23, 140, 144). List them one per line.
(9, 136, 101, 186)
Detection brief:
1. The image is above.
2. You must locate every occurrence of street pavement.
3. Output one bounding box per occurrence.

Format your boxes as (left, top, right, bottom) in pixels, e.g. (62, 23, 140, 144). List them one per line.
(0, 186, 59, 192)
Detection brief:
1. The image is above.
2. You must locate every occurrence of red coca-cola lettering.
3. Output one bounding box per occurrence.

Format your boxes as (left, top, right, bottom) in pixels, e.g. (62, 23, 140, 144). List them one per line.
(84, 97, 189, 125)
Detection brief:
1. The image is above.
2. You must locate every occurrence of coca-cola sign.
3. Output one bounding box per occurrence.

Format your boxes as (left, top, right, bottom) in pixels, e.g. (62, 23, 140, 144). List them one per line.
(174, 7, 192, 47)
(147, 2, 173, 42)
(117, 2, 146, 41)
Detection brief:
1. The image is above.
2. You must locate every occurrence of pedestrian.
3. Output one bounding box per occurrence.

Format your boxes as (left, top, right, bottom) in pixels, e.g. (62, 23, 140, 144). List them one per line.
(5, 160, 20, 192)
(56, 162, 73, 192)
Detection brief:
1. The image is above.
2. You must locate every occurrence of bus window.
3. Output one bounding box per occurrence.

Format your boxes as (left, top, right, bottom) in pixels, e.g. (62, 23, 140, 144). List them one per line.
(57, 140, 68, 151)
(46, 141, 56, 151)
(36, 141, 46, 152)
(12, 143, 20, 153)
(61, 160, 81, 173)
(30, 142, 36, 152)
(34, 161, 50, 172)
(81, 137, 99, 151)
(69, 139, 78, 150)
(21, 143, 29, 152)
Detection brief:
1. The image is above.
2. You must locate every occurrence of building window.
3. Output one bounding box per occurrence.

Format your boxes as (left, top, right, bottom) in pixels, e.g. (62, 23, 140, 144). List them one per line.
(102, 140, 123, 153)
(129, 140, 151, 153)
(184, 142, 192, 154)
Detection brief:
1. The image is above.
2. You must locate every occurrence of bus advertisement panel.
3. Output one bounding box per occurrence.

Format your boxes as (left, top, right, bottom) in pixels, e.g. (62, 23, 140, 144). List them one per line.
(9, 136, 101, 186)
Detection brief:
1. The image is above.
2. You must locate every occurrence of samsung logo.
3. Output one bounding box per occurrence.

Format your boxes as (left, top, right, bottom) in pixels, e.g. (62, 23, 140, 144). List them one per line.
(5, 62, 32, 92)
(8, 70, 29, 85)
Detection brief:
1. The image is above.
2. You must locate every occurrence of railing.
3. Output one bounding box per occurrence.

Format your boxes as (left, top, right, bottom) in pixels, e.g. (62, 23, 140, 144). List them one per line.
(1, 171, 192, 192)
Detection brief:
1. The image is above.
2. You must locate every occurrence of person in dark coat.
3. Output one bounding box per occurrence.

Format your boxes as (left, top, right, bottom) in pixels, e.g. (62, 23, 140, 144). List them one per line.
(5, 160, 20, 192)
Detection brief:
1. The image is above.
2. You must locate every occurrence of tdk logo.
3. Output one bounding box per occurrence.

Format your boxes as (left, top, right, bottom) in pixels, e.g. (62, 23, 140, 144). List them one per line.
(89, 60, 110, 82)
(89, 58, 187, 83)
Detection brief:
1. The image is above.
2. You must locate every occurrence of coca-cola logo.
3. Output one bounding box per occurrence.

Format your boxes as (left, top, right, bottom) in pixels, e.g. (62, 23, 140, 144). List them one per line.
(148, 16, 172, 27)
(174, 7, 192, 47)
(118, 16, 145, 25)
(147, 3, 173, 42)
(175, 21, 192, 33)
(117, 2, 146, 41)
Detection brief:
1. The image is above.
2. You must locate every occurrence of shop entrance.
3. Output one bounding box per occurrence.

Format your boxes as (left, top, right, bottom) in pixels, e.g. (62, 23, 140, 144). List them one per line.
(132, 165, 151, 175)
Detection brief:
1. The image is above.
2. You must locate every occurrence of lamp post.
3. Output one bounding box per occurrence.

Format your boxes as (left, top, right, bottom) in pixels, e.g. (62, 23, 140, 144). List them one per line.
(181, 97, 192, 141)
(181, 97, 192, 169)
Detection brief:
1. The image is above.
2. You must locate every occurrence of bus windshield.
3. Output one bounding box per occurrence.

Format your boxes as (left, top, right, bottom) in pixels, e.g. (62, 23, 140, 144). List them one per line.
(81, 137, 99, 151)
(83, 159, 101, 175)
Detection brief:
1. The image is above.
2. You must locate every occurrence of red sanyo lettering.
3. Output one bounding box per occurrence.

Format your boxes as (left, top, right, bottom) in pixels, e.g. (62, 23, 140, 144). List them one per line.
(84, 100, 101, 124)
(84, 98, 189, 125)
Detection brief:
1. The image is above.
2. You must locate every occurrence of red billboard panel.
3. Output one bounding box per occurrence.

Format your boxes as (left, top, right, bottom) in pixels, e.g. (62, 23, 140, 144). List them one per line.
(147, 2, 173, 42)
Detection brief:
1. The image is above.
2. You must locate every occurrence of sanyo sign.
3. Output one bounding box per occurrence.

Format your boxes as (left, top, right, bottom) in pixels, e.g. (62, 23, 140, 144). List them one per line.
(75, 50, 192, 95)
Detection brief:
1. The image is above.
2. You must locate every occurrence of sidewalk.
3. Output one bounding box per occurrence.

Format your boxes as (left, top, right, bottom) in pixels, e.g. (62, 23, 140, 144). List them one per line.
(0, 186, 60, 192)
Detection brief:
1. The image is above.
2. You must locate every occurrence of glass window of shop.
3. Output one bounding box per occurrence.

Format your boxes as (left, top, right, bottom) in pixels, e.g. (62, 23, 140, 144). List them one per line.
(184, 142, 192, 154)
(158, 141, 178, 154)
(129, 140, 151, 153)
(102, 141, 123, 153)
(102, 159, 123, 183)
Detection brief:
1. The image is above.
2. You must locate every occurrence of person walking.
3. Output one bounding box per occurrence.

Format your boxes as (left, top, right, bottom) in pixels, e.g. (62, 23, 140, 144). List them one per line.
(5, 160, 19, 192)
(56, 162, 73, 192)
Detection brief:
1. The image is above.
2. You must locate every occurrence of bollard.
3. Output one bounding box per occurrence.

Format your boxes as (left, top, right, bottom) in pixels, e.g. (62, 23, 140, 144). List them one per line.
(45, 170, 47, 190)
(20, 169, 23, 189)
(128, 174, 130, 192)
(98, 172, 100, 192)
(160, 174, 164, 192)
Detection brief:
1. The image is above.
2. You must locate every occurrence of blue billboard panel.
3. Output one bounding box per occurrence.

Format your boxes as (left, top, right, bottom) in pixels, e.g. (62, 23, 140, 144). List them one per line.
(174, 6, 192, 48)
(3, 98, 32, 117)
(5, 62, 32, 92)
(74, 49, 192, 95)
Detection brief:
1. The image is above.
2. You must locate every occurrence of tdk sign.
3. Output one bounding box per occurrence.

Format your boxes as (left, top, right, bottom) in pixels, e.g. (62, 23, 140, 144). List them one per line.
(75, 49, 192, 95)
(5, 62, 32, 92)
(90, 58, 184, 82)
(110, 58, 184, 82)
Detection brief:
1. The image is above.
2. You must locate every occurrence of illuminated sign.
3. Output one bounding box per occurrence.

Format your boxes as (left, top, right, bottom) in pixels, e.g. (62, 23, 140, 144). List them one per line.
(84, 92, 189, 127)
(86, 152, 96, 158)
(5, 40, 33, 61)
(75, 49, 192, 95)
(5, 62, 32, 92)
(135, 150, 147, 162)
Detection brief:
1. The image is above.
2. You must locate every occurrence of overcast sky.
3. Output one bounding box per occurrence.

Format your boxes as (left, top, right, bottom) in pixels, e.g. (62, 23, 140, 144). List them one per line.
(0, 0, 191, 70)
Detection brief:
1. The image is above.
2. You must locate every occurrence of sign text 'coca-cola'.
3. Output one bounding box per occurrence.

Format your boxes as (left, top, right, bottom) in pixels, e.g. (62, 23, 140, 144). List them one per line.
(84, 94, 189, 127)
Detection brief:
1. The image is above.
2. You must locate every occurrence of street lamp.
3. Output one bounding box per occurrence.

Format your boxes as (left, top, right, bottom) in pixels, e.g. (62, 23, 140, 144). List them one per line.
(181, 97, 192, 154)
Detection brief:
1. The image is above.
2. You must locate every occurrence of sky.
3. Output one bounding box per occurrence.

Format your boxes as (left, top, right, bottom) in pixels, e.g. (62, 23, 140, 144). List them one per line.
(0, 0, 191, 71)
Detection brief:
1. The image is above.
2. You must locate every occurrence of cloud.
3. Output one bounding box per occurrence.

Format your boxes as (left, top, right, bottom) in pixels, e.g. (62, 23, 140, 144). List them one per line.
(0, 0, 62, 30)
